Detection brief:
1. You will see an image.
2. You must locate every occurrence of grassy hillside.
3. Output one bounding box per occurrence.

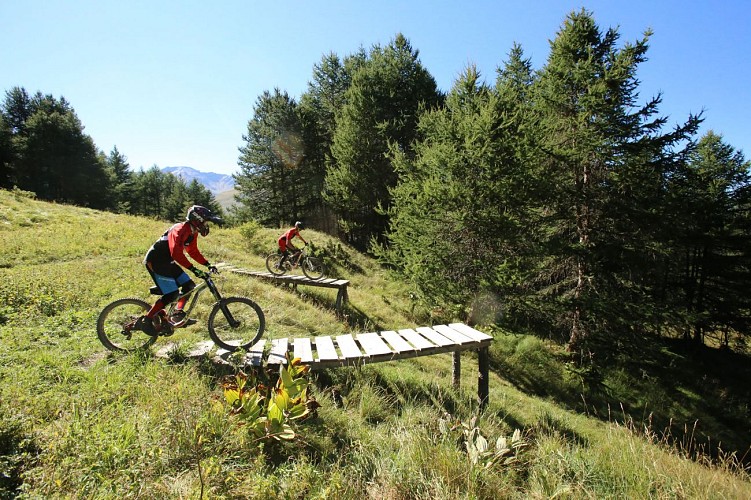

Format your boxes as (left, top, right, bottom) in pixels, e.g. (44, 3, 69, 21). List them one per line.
(1, 188, 749, 498)
(215, 188, 238, 211)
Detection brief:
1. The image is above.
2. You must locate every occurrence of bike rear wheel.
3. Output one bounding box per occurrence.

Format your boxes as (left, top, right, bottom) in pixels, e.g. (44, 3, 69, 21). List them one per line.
(97, 298, 157, 352)
(208, 296, 265, 351)
(265, 252, 286, 276)
(302, 256, 325, 280)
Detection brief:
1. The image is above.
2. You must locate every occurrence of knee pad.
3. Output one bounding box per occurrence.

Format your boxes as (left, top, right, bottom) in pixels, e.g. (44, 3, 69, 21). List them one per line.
(162, 290, 179, 304)
(181, 281, 196, 294)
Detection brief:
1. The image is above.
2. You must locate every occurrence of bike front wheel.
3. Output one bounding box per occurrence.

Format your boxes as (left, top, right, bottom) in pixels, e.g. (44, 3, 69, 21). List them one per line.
(208, 297, 265, 351)
(97, 298, 157, 352)
(265, 252, 286, 276)
(302, 256, 325, 280)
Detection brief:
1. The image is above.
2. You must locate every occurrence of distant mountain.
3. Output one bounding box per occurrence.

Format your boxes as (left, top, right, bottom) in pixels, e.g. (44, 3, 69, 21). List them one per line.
(161, 166, 235, 195)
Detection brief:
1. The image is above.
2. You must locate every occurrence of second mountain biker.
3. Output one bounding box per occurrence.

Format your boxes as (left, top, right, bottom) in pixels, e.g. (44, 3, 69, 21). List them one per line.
(277, 221, 307, 268)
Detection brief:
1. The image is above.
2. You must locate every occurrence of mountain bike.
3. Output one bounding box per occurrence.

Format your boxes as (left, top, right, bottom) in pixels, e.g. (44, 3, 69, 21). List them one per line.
(97, 269, 265, 353)
(265, 244, 325, 280)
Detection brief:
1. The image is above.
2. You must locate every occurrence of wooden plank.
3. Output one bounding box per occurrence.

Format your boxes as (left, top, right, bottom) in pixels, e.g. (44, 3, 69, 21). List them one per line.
(155, 342, 178, 358)
(267, 338, 288, 365)
(381, 330, 417, 354)
(316, 280, 350, 289)
(226, 265, 349, 287)
(415, 326, 455, 347)
(315, 336, 339, 361)
(244, 339, 266, 367)
(447, 323, 494, 342)
(187, 340, 214, 358)
(432, 324, 475, 344)
(356, 332, 393, 356)
(335, 334, 363, 360)
(398, 328, 436, 350)
(293, 337, 313, 363)
(284, 275, 307, 283)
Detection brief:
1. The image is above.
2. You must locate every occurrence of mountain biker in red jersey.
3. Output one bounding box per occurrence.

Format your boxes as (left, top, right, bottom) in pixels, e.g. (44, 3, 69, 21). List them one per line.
(135, 205, 222, 335)
(277, 221, 307, 267)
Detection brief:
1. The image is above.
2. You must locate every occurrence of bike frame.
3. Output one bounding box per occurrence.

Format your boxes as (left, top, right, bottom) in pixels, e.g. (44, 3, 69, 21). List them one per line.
(166, 276, 236, 326)
(289, 248, 304, 267)
(267, 243, 323, 280)
(275, 248, 302, 270)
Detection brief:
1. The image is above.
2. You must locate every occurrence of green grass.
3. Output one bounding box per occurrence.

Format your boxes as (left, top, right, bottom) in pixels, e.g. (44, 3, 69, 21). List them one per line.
(1, 189, 750, 498)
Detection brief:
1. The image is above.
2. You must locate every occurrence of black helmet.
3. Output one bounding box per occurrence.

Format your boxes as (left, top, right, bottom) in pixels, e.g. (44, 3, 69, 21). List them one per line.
(295, 221, 304, 230)
(187, 205, 222, 236)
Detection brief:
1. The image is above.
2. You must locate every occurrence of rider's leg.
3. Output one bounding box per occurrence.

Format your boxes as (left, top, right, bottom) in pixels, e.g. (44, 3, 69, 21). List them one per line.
(277, 237, 288, 266)
(149, 290, 178, 318)
(144, 262, 181, 325)
(278, 245, 289, 266)
(146, 297, 167, 318)
(286, 246, 298, 265)
(174, 276, 195, 311)
(137, 290, 176, 335)
(169, 273, 195, 325)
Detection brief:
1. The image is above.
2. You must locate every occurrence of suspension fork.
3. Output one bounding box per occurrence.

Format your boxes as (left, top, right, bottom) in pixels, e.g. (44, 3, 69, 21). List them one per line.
(207, 278, 240, 327)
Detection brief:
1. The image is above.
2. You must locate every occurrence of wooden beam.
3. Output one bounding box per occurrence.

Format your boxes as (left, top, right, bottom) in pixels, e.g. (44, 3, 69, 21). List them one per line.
(478, 346, 490, 410)
(452, 351, 461, 389)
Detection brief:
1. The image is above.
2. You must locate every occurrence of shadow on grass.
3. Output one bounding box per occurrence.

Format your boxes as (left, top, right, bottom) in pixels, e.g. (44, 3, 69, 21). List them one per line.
(0, 410, 40, 499)
(488, 332, 751, 466)
(269, 280, 381, 332)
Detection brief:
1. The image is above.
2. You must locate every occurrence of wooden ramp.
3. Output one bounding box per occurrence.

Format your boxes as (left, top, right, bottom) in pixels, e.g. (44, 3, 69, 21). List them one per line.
(157, 323, 494, 407)
(217, 263, 350, 312)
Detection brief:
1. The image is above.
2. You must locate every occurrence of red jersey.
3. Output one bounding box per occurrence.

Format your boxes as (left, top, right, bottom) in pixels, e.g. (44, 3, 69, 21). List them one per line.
(278, 227, 304, 251)
(282, 227, 300, 242)
(145, 222, 208, 269)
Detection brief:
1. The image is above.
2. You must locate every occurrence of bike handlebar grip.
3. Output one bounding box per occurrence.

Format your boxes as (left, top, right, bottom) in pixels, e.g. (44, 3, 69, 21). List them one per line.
(190, 265, 209, 280)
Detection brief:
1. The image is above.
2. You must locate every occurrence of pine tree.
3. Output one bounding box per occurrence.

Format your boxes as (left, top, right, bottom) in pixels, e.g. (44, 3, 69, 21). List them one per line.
(2, 87, 111, 208)
(385, 59, 532, 323)
(529, 10, 701, 349)
(297, 50, 366, 233)
(132, 166, 168, 217)
(104, 146, 133, 213)
(663, 131, 751, 345)
(325, 34, 442, 249)
(0, 114, 13, 188)
(235, 89, 311, 227)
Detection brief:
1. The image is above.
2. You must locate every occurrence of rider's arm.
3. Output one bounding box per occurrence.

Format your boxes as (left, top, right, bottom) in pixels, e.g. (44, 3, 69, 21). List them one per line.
(168, 223, 207, 268)
(293, 227, 307, 245)
(186, 241, 209, 266)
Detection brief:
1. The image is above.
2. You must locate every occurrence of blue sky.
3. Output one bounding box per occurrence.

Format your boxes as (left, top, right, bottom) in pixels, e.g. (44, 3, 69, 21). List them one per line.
(2, 0, 749, 176)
